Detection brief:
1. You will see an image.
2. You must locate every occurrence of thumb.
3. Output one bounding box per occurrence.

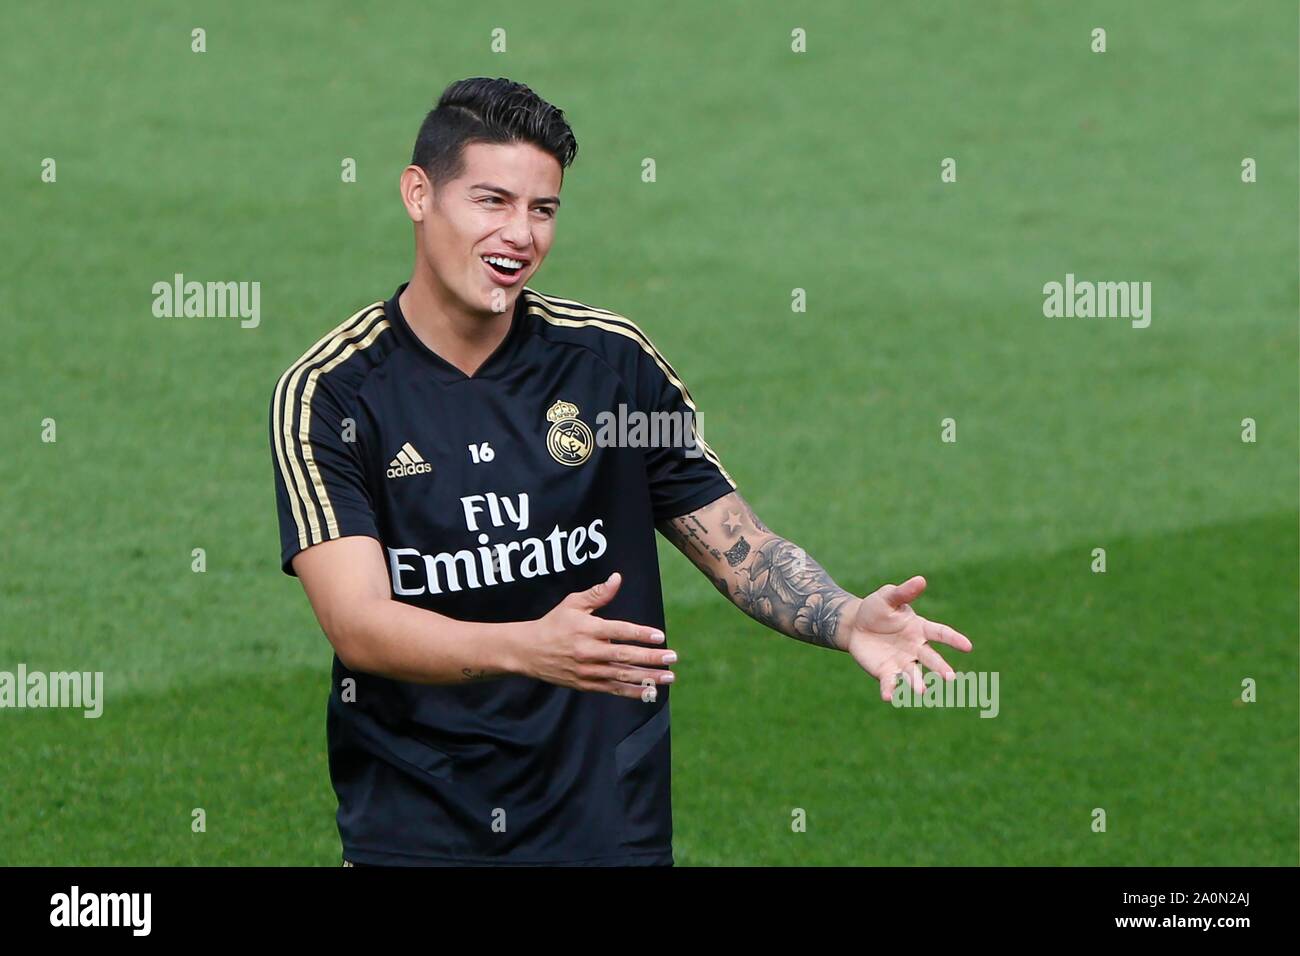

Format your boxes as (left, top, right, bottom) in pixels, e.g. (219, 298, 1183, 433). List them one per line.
(564, 571, 622, 612)
(884, 575, 926, 609)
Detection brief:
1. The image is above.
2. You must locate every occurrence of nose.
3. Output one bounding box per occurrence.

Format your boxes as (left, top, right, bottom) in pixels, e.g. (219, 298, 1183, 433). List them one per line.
(500, 205, 533, 251)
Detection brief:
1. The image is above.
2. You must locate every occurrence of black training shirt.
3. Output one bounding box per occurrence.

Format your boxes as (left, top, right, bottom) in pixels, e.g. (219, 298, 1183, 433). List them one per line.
(269, 283, 733, 865)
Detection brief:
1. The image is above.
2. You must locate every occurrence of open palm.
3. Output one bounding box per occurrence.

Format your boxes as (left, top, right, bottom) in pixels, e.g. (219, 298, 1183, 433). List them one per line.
(845, 575, 974, 701)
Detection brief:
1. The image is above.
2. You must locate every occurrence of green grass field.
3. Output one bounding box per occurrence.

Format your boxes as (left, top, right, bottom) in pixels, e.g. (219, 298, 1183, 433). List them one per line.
(1, 0, 1296, 865)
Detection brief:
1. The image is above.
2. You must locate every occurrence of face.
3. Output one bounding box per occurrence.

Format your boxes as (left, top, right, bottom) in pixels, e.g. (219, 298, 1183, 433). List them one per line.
(402, 140, 562, 315)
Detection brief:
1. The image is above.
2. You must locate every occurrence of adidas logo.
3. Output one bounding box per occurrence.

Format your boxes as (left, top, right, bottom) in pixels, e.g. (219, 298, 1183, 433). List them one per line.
(386, 442, 432, 479)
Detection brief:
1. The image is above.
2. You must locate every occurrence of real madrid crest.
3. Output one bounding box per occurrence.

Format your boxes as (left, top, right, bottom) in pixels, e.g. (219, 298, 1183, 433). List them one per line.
(545, 399, 593, 467)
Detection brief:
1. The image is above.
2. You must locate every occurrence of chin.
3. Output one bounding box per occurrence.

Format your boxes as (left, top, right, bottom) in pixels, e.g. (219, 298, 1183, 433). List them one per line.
(472, 285, 516, 316)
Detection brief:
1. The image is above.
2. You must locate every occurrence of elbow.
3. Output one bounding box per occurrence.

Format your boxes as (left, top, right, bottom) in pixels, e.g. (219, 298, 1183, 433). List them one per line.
(319, 606, 377, 673)
(331, 634, 371, 673)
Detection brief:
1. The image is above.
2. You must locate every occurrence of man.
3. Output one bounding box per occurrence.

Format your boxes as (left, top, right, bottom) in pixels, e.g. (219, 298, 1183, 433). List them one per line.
(270, 77, 972, 867)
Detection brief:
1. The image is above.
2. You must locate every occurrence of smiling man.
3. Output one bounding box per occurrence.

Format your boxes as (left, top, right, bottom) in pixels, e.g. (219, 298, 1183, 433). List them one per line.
(269, 77, 972, 867)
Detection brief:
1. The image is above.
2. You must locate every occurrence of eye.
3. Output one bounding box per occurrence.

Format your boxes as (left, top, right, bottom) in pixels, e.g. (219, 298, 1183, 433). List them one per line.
(478, 196, 505, 206)
(534, 206, 557, 219)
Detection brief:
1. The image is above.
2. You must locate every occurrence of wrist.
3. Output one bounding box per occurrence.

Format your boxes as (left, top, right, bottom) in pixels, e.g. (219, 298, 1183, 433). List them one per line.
(831, 595, 861, 652)
(491, 621, 529, 677)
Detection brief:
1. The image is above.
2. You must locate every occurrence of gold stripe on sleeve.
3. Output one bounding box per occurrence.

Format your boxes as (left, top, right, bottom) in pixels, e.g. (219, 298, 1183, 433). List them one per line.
(272, 304, 383, 548)
(296, 319, 392, 541)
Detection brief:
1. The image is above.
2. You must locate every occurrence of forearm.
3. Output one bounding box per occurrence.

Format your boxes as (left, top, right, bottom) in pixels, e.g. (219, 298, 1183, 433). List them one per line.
(327, 597, 522, 684)
(659, 492, 858, 651)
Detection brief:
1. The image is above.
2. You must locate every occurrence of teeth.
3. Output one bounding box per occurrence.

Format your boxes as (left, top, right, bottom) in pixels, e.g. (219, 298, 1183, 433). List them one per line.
(483, 255, 525, 270)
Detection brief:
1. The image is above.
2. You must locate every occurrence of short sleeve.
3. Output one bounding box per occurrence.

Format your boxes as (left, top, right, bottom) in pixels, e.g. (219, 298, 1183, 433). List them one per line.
(634, 346, 736, 522)
(270, 372, 379, 575)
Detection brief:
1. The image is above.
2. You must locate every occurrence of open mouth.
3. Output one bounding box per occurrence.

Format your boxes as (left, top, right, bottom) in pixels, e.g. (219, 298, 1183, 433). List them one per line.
(481, 254, 526, 280)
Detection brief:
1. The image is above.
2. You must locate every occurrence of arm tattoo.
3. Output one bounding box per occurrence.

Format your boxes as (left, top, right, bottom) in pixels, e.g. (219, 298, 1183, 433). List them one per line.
(724, 536, 750, 567)
(704, 567, 731, 598)
(658, 493, 853, 650)
(661, 512, 723, 562)
(732, 538, 851, 649)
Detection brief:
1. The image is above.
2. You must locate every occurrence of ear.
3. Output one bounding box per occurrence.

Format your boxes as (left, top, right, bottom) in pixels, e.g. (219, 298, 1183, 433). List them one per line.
(399, 165, 432, 223)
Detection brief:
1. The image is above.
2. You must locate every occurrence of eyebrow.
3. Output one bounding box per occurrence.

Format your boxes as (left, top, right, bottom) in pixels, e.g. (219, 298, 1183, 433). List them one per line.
(469, 183, 561, 208)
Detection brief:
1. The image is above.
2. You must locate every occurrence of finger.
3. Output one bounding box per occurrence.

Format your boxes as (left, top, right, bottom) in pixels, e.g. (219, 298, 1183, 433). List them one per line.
(589, 664, 676, 688)
(916, 645, 954, 680)
(589, 617, 666, 646)
(562, 571, 623, 612)
(597, 678, 664, 702)
(884, 575, 927, 610)
(879, 664, 904, 702)
(906, 660, 924, 695)
(595, 641, 678, 667)
(923, 617, 973, 652)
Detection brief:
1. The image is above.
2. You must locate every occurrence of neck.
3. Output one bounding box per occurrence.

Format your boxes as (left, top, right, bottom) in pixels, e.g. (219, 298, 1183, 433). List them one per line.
(399, 265, 515, 377)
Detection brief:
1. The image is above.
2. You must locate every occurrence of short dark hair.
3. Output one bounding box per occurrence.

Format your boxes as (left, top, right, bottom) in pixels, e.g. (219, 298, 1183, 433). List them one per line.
(410, 77, 578, 189)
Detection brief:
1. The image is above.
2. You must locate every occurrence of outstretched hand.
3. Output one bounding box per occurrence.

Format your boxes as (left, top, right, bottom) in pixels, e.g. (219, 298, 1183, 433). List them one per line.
(842, 576, 973, 702)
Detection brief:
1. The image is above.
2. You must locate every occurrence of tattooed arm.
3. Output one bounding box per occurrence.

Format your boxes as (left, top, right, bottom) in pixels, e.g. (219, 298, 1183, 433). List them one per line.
(657, 491, 975, 698)
(657, 491, 856, 651)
